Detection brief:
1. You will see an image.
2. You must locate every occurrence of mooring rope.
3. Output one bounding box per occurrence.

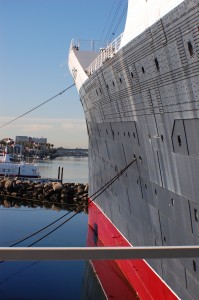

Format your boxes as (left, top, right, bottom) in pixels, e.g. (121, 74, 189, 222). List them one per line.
(23, 158, 137, 248)
(0, 84, 75, 129)
(89, 158, 137, 202)
(0, 158, 137, 260)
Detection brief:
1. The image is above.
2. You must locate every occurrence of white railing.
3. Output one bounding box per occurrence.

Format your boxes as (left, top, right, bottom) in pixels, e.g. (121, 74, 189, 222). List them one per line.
(70, 39, 101, 52)
(85, 33, 123, 75)
(1, 246, 199, 261)
(70, 34, 123, 76)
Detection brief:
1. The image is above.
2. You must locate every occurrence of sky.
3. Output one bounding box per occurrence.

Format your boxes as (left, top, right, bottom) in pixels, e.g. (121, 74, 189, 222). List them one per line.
(0, 0, 127, 148)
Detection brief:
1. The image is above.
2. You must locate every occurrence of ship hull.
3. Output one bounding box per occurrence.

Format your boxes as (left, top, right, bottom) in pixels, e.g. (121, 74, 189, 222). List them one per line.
(88, 200, 178, 299)
(69, 0, 199, 298)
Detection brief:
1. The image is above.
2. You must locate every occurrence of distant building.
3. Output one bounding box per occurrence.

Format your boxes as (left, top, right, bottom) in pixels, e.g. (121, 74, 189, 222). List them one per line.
(31, 137, 47, 144)
(15, 136, 47, 145)
(15, 136, 29, 143)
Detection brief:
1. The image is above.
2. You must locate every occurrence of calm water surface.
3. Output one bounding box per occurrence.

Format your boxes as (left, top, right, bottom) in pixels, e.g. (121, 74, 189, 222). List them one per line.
(0, 157, 93, 300)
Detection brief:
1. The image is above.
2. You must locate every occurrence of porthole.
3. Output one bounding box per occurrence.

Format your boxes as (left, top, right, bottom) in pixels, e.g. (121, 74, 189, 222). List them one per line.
(171, 198, 174, 206)
(194, 208, 199, 222)
(155, 57, 160, 71)
(177, 135, 182, 147)
(128, 132, 130, 137)
(139, 156, 142, 163)
(112, 81, 115, 86)
(155, 189, 157, 195)
(161, 135, 164, 142)
(131, 72, 134, 78)
(193, 260, 197, 272)
(106, 129, 108, 135)
(119, 78, 122, 83)
(142, 67, 145, 74)
(187, 41, 194, 57)
(133, 132, 136, 138)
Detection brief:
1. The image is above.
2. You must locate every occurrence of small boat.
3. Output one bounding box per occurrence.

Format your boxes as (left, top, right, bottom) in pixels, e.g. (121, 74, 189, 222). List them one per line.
(0, 150, 40, 178)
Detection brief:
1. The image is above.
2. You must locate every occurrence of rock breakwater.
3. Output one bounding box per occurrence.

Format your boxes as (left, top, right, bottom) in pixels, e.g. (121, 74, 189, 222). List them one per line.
(0, 178, 88, 213)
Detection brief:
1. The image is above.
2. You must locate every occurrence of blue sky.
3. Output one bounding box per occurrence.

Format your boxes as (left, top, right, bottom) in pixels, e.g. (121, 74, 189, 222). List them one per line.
(0, 0, 127, 148)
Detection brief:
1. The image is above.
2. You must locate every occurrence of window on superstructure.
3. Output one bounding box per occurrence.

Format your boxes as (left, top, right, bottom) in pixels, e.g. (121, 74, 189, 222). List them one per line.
(119, 78, 122, 83)
(187, 41, 194, 57)
(142, 67, 145, 74)
(112, 81, 115, 87)
(155, 58, 160, 71)
(96, 90, 98, 96)
(131, 72, 134, 78)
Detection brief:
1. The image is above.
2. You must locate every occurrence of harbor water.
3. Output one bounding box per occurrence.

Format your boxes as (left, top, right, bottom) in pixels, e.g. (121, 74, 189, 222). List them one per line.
(0, 157, 96, 300)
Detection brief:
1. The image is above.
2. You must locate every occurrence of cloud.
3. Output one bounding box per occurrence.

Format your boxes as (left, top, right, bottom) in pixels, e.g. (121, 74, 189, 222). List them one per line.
(22, 123, 54, 132)
(0, 116, 86, 130)
(61, 119, 86, 131)
(0, 116, 88, 148)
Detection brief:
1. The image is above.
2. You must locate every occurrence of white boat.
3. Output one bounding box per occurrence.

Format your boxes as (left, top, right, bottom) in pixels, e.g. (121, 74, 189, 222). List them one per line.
(0, 150, 40, 178)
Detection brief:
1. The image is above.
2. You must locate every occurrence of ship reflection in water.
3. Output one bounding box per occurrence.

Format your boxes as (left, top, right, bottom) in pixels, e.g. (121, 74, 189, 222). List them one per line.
(81, 225, 139, 300)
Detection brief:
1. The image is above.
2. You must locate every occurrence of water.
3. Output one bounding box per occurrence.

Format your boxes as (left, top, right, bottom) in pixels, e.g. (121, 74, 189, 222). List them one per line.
(37, 156, 88, 184)
(0, 157, 90, 300)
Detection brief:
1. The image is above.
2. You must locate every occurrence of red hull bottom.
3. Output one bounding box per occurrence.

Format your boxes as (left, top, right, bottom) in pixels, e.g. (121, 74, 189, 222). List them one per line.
(88, 200, 179, 300)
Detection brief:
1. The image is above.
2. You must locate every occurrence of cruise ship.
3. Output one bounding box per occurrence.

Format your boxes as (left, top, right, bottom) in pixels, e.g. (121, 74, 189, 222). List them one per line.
(69, 0, 199, 299)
